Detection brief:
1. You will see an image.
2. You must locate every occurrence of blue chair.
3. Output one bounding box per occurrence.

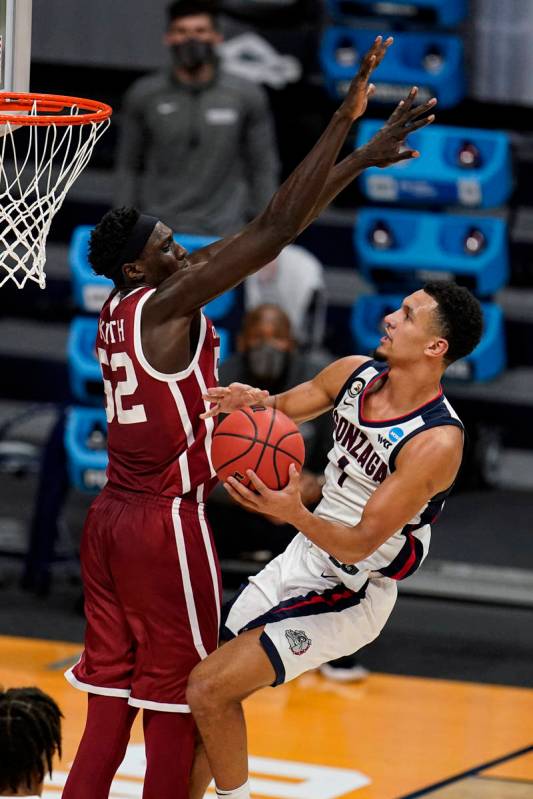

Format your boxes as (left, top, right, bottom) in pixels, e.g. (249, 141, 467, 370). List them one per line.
(67, 317, 102, 405)
(351, 295, 506, 381)
(64, 406, 108, 492)
(215, 327, 231, 363)
(355, 208, 509, 297)
(356, 122, 513, 209)
(325, 0, 467, 26)
(70, 225, 113, 313)
(320, 28, 464, 108)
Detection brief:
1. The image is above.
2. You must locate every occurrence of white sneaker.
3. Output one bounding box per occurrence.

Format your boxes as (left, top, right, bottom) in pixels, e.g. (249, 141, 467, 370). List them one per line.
(319, 655, 369, 683)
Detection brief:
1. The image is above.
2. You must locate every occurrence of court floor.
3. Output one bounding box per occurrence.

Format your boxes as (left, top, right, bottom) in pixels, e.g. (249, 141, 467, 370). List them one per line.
(1, 635, 532, 798)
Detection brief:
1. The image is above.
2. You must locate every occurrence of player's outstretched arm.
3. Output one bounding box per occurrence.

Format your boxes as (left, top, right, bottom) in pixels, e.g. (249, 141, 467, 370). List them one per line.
(149, 38, 392, 319)
(224, 425, 463, 564)
(200, 355, 369, 421)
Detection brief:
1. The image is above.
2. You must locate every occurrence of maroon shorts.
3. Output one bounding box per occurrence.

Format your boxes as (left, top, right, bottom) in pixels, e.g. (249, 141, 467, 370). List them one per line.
(65, 487, 221, 712)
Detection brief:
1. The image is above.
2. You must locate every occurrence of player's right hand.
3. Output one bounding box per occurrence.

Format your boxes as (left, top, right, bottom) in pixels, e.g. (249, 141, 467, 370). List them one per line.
(360, 87, 437, 167)
(201, 382, 270, 419)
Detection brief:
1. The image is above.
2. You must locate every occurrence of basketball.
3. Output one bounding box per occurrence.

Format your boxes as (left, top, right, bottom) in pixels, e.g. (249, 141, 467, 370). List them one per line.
(211, 406, 305, 490)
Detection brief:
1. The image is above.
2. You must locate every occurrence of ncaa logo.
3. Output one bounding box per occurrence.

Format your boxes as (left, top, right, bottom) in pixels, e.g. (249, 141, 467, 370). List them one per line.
(389, 427, 405, 443)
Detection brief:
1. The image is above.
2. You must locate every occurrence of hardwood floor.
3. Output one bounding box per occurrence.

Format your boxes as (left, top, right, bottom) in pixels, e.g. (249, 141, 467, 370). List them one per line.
(1, 635, 532, 798)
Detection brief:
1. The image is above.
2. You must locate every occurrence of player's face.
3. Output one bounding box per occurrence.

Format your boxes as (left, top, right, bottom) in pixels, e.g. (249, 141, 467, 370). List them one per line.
(165, 13, 221, 46)
(376, 289, 446, 365)
(139, 223, 189, 286)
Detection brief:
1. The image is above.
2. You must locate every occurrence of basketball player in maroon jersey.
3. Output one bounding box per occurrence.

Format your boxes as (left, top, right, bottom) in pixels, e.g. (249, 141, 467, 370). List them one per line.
(62, 36, 437, 799)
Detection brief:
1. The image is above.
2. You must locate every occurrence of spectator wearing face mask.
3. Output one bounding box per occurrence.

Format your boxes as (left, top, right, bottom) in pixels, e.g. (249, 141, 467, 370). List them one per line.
(114, 0, 280, 236)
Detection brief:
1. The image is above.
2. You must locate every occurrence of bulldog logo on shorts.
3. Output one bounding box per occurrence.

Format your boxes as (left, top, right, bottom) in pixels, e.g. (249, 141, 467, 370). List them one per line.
(285, 629, 311, 655)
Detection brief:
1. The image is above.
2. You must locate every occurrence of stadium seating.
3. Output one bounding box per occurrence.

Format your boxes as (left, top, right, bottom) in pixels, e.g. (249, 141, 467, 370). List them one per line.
(64, 406, 108, 492)
(325, 0, 467, 26)
(320, 27, 464, 108)
(354, 208, 509, 297)
(356, 122, 513, 208)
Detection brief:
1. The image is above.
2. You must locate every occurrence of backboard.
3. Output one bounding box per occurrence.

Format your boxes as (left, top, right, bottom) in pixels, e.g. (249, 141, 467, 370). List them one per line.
(0, 0, 31, 92)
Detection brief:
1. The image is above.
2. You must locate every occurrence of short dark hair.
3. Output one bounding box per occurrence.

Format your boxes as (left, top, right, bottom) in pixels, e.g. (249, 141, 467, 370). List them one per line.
(166, 0, 219, 27)
(89, 206, 140, 283)
(0, 687, 62, 793)
(242, 303, 293, 339)
(423, 281, 483, 365)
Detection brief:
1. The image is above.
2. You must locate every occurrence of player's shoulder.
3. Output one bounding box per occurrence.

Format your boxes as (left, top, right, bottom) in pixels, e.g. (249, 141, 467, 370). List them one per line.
(392, 421, 464, 495)
(397, 422, 463, 467)
(98, 287, 120, 316)
(314, 355, 373, 403)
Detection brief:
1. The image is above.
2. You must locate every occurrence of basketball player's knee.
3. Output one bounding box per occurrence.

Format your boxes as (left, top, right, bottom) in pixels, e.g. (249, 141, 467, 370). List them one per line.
(186, 661, 227, 716)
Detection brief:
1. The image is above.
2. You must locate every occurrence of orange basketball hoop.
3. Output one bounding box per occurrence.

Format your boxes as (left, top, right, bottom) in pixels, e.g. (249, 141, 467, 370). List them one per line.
(0, 92, 112, 289)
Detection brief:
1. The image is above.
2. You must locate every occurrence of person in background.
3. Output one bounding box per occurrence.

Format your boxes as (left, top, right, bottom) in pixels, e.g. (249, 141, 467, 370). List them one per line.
(0, 687, 62, 798)
(114, 0, 279, 236)
(208, 304, 368, 681)
(244, 246, 327, 350)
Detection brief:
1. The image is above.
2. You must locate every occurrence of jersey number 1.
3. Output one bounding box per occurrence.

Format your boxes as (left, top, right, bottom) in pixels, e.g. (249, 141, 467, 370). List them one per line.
(337, 456, 349, 487)
(97, 349, 147, 425)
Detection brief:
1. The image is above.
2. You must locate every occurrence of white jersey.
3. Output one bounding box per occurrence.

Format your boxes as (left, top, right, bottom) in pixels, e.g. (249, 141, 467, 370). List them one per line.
(312, 359, 463, 591)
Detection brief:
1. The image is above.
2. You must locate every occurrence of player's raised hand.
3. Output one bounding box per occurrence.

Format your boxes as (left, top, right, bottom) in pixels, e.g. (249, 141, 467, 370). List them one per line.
(200, 382, 269, 419)
(360, 87, 437, 168)
(339, 35, 393, 122)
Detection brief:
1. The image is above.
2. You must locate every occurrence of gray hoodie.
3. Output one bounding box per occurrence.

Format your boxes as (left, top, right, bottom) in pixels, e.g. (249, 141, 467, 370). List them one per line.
(114, 67, 280, 236)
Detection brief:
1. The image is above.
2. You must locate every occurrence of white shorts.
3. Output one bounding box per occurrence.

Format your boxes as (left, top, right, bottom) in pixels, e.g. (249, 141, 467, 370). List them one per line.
(222, 533, 398, 685)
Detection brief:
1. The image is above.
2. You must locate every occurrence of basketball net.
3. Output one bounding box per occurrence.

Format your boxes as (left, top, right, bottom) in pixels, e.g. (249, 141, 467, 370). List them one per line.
(0, 93, 112, 289)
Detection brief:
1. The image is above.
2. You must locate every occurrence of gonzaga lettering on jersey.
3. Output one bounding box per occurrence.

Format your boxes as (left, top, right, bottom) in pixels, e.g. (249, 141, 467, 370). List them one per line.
(96, 286, 220, 501)
(314, 359, 463, 586)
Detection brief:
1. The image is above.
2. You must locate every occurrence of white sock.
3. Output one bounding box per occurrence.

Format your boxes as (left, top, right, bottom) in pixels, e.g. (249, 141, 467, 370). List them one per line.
(215, 779, 251, 798)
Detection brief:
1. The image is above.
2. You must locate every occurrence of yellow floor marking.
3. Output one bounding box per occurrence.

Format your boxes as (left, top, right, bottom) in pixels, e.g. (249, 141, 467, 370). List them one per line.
(425, 776, 533, 798)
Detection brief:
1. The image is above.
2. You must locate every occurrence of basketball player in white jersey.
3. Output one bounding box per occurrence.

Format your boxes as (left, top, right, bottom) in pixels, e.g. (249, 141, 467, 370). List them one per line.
(188, 281, 483, 798)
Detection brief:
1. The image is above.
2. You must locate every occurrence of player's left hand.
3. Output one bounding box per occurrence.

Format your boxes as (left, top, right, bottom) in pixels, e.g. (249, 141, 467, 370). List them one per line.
(200, 382, 269, 419)
(224, 463, 304, 526)
(339, 35, 393, 122)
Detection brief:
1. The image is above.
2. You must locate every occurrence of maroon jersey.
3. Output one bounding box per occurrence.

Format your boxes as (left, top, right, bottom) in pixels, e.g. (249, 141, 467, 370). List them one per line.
(96, 286, 220, 500)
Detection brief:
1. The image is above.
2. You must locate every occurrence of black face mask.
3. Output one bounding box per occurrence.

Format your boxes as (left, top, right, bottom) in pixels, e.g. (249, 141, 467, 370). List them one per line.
(245, 344, 290, 384)
(171, 40, 216, 71)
